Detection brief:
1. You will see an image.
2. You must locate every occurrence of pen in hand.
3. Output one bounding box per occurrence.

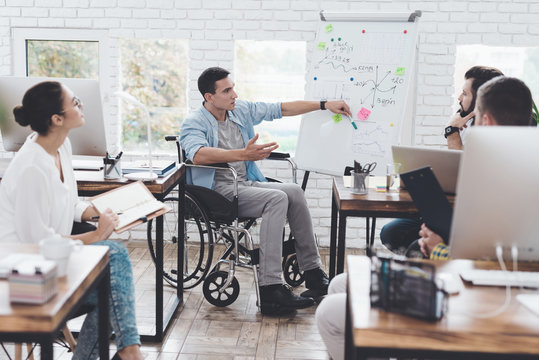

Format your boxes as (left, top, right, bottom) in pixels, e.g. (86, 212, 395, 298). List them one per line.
(90, 212, 123, 221)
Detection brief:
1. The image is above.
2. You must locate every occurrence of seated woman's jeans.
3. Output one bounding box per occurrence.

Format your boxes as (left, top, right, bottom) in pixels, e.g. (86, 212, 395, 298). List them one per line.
(73, 240, 140, 359)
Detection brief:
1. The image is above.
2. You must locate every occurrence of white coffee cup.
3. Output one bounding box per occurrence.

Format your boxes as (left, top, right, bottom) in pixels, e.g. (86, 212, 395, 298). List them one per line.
(39, 234, 83, 277)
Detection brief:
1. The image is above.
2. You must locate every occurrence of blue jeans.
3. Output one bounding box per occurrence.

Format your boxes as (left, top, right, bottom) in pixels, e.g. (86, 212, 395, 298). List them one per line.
(380, 218, 422, 253)
(73, 240, 140, 359)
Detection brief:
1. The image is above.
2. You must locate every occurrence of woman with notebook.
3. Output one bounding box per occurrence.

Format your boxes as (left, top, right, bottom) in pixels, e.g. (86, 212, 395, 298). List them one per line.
(0, 81, 142, 360)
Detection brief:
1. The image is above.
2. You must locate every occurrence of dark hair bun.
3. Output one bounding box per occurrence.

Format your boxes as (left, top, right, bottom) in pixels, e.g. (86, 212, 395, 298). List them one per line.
(13, 105, 30, 127)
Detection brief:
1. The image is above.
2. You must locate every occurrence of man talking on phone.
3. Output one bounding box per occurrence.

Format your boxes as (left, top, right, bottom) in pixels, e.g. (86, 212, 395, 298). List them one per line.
(445, 66, 504, 150)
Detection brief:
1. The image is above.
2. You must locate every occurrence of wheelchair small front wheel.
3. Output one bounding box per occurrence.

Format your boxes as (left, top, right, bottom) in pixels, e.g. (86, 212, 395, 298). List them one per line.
(203, 271, 240, 307)
(282, 254, 304, 287)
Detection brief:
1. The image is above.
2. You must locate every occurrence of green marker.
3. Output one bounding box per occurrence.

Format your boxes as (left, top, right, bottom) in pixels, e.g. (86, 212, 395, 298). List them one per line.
(346, 115, 358, 130)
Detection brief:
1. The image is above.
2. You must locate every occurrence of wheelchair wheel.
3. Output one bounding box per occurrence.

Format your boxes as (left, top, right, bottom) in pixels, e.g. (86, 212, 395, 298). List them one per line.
(147, 193, 214, 289)
(282, 254, 304, 287)
(203, 271, 240, 307)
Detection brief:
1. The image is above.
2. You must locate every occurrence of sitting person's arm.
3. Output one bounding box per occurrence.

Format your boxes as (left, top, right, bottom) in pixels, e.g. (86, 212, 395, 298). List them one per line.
(193, 134, 278, 165)
(418, 223, 449, 259)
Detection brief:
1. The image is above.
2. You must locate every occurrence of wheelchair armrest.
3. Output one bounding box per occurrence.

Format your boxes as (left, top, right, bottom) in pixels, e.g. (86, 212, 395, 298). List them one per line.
(267, 151, 290, 159)
(184, 162, 240, 198)
(165, 135, 179, 142)
(263, 152, 298, 184)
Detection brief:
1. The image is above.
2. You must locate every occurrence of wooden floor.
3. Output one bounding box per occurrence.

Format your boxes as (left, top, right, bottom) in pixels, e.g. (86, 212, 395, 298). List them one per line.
(1, 240, 365, 360)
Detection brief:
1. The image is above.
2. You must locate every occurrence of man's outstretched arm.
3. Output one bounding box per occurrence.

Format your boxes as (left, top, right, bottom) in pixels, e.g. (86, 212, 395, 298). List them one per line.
(281, 100, 352, 117)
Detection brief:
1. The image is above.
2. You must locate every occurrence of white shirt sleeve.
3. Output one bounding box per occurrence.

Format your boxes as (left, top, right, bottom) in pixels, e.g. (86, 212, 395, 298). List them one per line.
(14, 166, 57, 243)
(74, 200, 91, 222)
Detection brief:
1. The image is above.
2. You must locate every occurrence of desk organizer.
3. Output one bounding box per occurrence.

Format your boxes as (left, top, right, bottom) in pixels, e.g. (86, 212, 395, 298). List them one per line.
(9, 259, 58, 304)
(370, 253, 448, 321)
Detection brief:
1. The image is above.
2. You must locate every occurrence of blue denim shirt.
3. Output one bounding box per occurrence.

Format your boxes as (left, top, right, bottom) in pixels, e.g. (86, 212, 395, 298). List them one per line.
(180, 99, 283, 189)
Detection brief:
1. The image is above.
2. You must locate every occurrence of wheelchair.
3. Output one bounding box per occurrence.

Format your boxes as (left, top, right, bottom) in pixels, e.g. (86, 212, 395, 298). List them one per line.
(146, 135, 306, 308)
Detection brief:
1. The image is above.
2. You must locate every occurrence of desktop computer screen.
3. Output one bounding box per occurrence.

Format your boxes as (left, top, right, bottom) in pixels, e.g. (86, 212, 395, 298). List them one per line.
(450, 126, 539, 261)
(0, 76, 107, 156)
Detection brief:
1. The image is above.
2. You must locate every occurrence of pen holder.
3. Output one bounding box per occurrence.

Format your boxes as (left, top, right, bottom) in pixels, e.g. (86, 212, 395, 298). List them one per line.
(104, 157, 122, 180)
(350, 170, 368, 194)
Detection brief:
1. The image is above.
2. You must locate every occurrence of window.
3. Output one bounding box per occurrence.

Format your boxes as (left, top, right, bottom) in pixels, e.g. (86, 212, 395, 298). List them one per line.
(26, 40, 99, 79)
(454, 45, 539, 108)
(120, 39, 189, 152)
(235, 40, 306, 153)
(12, 28, 108, 79)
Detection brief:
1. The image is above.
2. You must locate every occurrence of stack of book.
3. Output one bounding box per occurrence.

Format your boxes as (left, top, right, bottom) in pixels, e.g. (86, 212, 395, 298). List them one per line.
(122, 160, 176, 177)
(9, 258, 58, 304)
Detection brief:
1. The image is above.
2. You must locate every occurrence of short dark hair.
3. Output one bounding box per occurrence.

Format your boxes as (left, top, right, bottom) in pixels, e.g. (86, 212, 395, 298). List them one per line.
(464, 66, 504, 111)
(197, 67, 230, 98)
(12, 81, 64, 135)
(477, 76, 532, 126)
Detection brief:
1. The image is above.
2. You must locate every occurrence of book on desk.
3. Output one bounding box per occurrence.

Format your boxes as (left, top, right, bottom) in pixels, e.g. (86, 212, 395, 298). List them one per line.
(90, 181, 171, 233)
(121, 160, 176, 177)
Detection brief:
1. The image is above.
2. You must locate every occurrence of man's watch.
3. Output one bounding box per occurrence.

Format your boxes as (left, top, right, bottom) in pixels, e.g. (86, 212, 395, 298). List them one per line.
(320, 100, 327, 110)
(444, 126, 459, 139)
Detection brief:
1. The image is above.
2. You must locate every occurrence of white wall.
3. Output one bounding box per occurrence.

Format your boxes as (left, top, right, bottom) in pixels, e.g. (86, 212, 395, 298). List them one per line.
(1, 0, 538, 247)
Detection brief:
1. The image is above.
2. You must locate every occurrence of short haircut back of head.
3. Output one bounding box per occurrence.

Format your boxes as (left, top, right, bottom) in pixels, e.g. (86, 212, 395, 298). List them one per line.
(477, 76, 533, 126)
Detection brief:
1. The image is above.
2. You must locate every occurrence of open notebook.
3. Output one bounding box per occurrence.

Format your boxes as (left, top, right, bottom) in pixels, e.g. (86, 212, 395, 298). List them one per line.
(90, 181, 170, 233)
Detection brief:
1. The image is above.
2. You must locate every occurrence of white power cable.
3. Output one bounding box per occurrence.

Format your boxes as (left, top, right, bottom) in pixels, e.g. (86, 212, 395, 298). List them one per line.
(467, 245, 512, 319)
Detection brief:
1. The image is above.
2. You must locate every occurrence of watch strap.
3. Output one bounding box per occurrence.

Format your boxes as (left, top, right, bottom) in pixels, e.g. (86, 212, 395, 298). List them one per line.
(320, 100, 327, 110)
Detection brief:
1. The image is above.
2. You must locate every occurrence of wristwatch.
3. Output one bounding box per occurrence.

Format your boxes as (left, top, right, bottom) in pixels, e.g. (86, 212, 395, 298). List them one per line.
(444, 126, 459, 139)
(320, 100, 327, 110)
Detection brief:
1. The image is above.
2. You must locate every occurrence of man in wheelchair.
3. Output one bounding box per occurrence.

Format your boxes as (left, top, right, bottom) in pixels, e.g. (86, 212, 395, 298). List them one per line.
(180, 67, 352, 315)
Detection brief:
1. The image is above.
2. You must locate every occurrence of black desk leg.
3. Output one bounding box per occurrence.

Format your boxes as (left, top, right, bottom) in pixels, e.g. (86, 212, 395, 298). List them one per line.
(155, 214, 164, 341)
(365, 217, 377, 257)
(329, 191, 338, 279)
(177, 180, 185, 301)
(40, 336, 53, 360)
(336, 213, 347, 275)
(98, 264, 110, 360)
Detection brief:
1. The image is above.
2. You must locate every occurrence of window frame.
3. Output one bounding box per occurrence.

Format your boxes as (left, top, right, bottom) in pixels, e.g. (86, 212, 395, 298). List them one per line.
(12, 28, 110, 80)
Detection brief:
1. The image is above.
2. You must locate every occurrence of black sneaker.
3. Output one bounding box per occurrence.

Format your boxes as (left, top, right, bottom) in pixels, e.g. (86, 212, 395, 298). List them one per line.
(259, 284, 315, 315)
(300, 267, 329, 298)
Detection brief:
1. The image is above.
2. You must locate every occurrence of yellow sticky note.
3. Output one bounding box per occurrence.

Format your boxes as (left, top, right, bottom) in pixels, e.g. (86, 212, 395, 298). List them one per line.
(332, 114, 342, 123)
(325, 24, 333, 33)
(390, 122, 394, 127)
(317, 42, 326, 50)
(395, 67, 405, 76)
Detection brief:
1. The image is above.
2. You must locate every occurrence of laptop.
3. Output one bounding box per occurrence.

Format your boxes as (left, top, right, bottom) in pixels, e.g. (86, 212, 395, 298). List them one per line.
(450, 127, 539, 261)
(392, 145, 462, 194)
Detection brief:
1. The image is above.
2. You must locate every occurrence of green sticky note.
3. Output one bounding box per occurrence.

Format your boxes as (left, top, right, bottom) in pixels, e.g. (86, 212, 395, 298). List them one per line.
(332, 114, 342, 123)
(325, 24, 333, 33)
(396, 67, 405, 76)
(317, 42, 326, 50)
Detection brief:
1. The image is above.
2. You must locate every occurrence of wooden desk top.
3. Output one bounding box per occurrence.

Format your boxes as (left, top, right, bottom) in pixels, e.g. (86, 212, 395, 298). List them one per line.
(0, 244, 109, 333)
(75, 163, 185, 197)
(347, 255, 539, 355)
(333, 176, 455, 216)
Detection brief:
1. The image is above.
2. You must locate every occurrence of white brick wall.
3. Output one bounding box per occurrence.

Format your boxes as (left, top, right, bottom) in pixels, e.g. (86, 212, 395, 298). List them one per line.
(1, 0, 538, 248)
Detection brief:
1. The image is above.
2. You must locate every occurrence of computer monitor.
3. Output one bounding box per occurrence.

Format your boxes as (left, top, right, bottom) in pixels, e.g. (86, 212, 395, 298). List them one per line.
(449, 126, 539, 261)
(0, 76, 107, 156)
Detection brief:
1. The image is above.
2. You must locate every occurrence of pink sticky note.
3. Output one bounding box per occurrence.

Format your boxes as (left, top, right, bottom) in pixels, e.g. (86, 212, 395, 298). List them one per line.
(357, 107, 371, 121)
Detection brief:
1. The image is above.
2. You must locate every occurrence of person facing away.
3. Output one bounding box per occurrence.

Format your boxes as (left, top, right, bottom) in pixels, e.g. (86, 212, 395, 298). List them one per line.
(380, 65, 504, 254)
(420, 75, 534, 259)
(180, 66, 352, 315)
(316, 75, 535, 360)
(0, 81, 143, 360)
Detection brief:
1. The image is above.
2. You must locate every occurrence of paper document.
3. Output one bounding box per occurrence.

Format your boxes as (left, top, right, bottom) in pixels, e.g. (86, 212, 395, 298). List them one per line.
(90, 181, 170, 233)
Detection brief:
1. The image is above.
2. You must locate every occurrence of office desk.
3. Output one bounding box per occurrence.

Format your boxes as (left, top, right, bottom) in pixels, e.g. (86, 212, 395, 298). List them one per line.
(345, 255, 539, 359)
(75, 165, 185, 342)
(329, 177, 454, 278)
(0, 244, 110, 359)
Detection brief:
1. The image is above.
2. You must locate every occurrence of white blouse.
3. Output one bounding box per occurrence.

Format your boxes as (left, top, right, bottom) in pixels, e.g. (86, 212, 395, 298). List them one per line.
(0, 133, 89, 243)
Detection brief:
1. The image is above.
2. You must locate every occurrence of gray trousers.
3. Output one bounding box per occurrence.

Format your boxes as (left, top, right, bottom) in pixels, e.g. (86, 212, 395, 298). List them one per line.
(214, 181, 322, 286)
